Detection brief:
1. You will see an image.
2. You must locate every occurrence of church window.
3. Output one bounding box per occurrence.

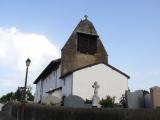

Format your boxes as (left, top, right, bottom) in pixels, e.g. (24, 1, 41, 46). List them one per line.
(77, 33, 97, 54)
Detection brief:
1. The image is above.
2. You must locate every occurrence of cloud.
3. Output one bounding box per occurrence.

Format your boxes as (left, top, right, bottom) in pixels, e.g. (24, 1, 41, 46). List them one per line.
(0, 27, 60, 96)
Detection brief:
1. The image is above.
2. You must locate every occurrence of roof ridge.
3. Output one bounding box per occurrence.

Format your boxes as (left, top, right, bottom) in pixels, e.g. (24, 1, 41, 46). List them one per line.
(33, 58, 61, 84)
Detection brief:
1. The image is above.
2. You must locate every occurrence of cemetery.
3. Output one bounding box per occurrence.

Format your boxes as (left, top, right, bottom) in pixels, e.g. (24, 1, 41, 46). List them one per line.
(1, 85, 160, 120)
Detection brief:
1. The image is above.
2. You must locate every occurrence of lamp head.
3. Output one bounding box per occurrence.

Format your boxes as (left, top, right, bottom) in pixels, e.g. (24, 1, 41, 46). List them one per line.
(26, 58, 31, 67)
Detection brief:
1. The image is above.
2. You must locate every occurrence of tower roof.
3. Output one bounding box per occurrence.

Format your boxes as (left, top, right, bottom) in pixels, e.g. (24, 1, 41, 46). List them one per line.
(74, 17, 98, 36)
(62, 17, 99, 50)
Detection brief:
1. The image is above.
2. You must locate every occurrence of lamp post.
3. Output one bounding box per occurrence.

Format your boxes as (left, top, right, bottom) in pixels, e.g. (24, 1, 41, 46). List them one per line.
(24, 58, 31, 101)
(21, 58, 31, 120)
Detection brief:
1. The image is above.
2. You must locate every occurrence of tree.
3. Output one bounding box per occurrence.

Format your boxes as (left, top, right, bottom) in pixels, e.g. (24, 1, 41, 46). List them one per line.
(99, 96, 115, 108)
(142, 90, 149, 95)
(0, 86, 34, 103)
(26, 86, 34, 101)
(14, 88, 22, 101)
(84, 99, 92, 104)
(0, 92, 15, 103)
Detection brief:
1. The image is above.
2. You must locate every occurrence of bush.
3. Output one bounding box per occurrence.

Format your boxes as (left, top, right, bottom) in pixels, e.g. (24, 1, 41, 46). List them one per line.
(142, 90, 149, 95)
(99, 96, 115, 108)
(119, 95, 126, 108)
(84, 99, 92, 104)
(0, 87, 34, 103)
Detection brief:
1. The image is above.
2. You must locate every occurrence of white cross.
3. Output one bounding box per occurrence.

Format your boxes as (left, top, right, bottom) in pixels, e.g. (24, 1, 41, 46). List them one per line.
(92, 81, 100, 96)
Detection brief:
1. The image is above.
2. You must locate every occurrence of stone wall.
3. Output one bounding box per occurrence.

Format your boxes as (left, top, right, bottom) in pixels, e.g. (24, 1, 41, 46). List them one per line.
(0, 111, 16, 120)
(3, 102, 160, 120)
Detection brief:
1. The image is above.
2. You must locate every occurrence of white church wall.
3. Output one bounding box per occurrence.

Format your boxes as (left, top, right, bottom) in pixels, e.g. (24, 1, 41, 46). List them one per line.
(34, 65, 63, 103)
(34, 80, 41, 102)
(62, 74, 73, 97)
(72, 63, 128, 102)
(42, 71, 56, 97)
(56, 65, 63, 88)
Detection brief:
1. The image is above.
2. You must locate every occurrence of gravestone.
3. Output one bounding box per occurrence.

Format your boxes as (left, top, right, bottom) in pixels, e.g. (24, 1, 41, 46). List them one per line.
(41, 95, 61, 106)
(64, 95, 85, 108)
(144, 94, 151, 108)
(92, 81, 101, 108)
(150, 86, 160, 108)
(125, 90, 144, 108)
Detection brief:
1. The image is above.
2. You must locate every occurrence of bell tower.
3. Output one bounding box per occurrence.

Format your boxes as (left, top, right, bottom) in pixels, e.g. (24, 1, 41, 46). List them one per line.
(61, 17, 108, 77)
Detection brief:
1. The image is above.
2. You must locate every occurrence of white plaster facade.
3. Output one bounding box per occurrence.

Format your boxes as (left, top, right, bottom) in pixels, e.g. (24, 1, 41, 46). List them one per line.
(34, 65, 64, 103)
(72, 63, 128, 102)
(34, 63, 128, 103)
(62, 74, 73, 96)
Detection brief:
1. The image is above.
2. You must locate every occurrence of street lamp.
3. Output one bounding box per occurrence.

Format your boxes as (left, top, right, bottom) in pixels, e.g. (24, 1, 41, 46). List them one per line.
(21, 58, 31, 120)
(26, 58, 31, 67)
(24, 58, 31, 101)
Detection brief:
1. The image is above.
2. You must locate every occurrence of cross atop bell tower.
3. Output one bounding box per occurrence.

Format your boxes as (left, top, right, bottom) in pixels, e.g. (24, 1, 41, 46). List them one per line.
(84, 15, 88, 20)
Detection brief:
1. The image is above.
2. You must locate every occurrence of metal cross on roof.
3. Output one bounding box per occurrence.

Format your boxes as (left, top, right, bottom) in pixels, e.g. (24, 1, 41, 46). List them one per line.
(84, 15, 88, 19)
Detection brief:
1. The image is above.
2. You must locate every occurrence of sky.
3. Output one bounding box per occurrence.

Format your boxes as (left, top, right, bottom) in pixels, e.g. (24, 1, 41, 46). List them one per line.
(0, 0, 160, 97)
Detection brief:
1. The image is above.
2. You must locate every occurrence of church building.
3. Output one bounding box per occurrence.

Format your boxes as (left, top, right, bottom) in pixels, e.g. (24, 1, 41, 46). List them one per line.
(34, 17, 130, 103)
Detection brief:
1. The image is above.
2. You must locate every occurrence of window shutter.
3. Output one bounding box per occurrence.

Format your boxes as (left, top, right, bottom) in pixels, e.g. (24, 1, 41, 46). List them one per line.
(78, 33, 97, 54)
(88, 36, 97, 54)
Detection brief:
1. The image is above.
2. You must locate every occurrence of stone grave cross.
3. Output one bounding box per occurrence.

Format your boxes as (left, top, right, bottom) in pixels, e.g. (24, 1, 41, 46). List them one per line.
(92, 81, 100, 96)
(92, 81, 101, 108)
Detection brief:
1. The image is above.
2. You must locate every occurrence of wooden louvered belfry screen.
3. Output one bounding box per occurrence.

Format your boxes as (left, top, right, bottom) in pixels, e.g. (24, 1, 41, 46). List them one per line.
(77, 33, 97, 54)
